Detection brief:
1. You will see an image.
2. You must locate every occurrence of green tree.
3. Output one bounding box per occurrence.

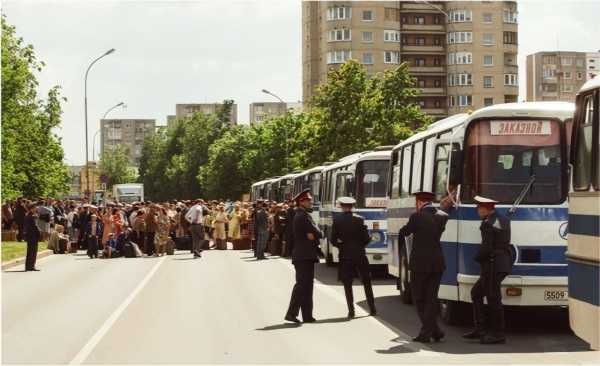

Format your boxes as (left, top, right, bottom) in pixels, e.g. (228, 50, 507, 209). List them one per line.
(99, 146, 138, 189)
(1, 16, 69, 199)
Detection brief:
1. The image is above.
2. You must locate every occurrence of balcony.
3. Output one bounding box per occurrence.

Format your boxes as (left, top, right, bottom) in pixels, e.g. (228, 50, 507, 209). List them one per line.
(421, 108, 447, 116)
(401, 24, 445, 32)
(402, 45, 445, 53)
(419, 87, 445, 95)
(401, 3, 444, 12)
(543, 77, 557, 83)
(409, 66, 445, 73)
(542, 92, 558, 98)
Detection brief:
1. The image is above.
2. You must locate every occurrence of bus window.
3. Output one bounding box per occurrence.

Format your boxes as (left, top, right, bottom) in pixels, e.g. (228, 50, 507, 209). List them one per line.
(401, 145, 412, 197)
(391, 151, 401, 199)
(411, 141, 424, 193)
(463, 119, 565, 204)
(433, 144, 450, 201)
(310, 173, 321, 203)
(335, 174, 350, 199)
(574, 94, 594, 191)
(356, 160, 389, 208)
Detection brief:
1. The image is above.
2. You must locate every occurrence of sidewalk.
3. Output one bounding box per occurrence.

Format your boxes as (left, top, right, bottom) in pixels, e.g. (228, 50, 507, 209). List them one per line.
(2, 249, 53, 270)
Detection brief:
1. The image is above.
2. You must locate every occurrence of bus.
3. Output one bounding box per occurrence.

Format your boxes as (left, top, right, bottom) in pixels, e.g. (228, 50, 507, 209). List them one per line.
(293, 165, 328, 225)
(387, 102, 575, 324)
(274, 173, 299, 202)
(320, 147, 392, 267)
(567, 77, 600, 350)
(251, 177, 279, 202)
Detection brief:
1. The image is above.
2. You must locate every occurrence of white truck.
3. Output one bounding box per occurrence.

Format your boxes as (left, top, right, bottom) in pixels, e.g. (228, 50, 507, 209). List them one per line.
(112, 183, 144, 203)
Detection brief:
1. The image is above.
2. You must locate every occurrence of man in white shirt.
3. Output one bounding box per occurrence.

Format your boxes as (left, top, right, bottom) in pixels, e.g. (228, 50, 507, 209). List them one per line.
(185, 200, 206, 258)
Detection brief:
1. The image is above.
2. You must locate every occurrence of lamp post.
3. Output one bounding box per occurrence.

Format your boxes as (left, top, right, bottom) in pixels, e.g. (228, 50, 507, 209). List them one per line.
(92, 102, 126, 162)
(261, 89, 289, 172)
(84, 48, 115, 199)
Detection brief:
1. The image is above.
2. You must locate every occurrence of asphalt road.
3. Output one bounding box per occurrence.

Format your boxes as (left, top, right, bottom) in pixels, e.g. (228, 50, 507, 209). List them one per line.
(3, 248, 599, 365)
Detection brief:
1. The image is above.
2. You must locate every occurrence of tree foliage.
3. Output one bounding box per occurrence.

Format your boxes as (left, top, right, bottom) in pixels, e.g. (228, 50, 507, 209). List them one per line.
(139, 60, 431, 200)
(98, 145, 138, 189)
(1, 16, 70, 199)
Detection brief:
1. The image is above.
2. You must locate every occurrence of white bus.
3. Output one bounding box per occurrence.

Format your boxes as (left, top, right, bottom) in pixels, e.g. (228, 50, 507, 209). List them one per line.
(320, 147, 392, 267)
(567, 77, 600, 350)
(274, 173, 299, 202)
(250, 177, 280, 202)
(387, 102, 575, 323)
(293, 165, 329, 225)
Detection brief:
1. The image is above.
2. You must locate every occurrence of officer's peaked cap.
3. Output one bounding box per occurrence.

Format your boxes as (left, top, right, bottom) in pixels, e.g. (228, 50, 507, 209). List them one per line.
(337, 196, 356, 205)
(474, 195, 498, 207)
(413, 190, 435, 201)
(293, 188, 312, 202)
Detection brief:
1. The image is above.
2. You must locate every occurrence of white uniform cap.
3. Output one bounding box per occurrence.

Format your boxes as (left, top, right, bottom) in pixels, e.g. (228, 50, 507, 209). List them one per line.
(474, 195, 498, 204)
(337, 197, 356, 205)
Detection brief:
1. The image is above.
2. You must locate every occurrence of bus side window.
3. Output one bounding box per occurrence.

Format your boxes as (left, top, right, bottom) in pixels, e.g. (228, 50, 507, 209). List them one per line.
(574, 94, 595, 191)
(391, 150, 401, 199)
(433, 144, 450, 201)
(401, 145, 412, 197)
(411, 141, 424, 194)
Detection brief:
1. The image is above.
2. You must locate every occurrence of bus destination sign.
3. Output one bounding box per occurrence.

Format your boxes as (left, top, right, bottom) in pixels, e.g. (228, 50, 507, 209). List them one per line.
(490, 120, 551, 136)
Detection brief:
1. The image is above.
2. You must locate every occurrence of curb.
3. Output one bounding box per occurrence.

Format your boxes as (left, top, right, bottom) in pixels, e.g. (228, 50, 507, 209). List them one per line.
(2, 250, 54, 271)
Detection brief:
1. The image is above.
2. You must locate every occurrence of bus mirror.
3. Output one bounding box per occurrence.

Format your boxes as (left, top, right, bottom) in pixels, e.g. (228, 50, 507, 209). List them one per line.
(449, 149, 463, 186)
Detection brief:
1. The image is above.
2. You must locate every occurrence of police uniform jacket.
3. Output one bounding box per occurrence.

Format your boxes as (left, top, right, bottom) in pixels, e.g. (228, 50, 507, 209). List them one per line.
(24, 213, 41, 241)
(330, 212, 370, 260)
(476, 211, 512, 274)
(398, 203, 448, 273)
(291, 207, 322, 263)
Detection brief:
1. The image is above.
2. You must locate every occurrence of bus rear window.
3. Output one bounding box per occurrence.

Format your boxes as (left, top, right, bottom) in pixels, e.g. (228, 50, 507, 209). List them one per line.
(462, 119, 565, 204)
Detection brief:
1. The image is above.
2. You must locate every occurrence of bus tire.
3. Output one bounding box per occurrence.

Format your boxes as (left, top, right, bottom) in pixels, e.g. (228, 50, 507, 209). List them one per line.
(439, 300, 469, 326)
(399, 244, 412, 304)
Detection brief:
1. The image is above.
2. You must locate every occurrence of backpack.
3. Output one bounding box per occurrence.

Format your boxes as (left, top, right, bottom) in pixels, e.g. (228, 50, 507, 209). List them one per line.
(123, 242, 136, 258)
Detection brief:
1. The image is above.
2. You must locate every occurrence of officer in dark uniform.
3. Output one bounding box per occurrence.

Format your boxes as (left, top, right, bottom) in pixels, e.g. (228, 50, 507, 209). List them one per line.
(285, 189, 322, 323)
(24, 203, 42, 271)
(398, 191, 448, 343)
(330, 197, 376, 318)
(463, 196, 512, 344)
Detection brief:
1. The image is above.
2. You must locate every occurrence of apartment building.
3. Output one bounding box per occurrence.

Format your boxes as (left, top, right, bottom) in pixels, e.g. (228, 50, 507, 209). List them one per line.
(587, 51, 600, 80)
(100, 119, 156, 166)
(302, 1, 519, 119)
(175, 103, 238, 125)
(249, 102, 288, 124)
(526, 51, 589, 102)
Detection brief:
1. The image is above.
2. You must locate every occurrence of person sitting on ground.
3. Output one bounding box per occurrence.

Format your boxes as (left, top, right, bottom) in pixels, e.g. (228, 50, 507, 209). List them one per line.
(103, 233, 119, 258)
(48, 224, 70, 254)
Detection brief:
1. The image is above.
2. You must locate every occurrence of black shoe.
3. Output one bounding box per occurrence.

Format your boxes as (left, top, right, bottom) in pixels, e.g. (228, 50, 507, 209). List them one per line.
(369, 308, 377, 316)
(303, 317, 316, 323)
(462, 329, 485, 339)
(31, 268, 40, 271)
(348, 310, 355, 318)
(480, 334, 506, 344)
(432, 331, 445, 342)
(412, 334, 431, 343)
(284, 315, 300, 323)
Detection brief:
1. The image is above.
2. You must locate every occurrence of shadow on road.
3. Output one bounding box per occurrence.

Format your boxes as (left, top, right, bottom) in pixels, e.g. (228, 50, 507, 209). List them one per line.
(314, 262, 396, 287)
(256, 323, 302, 331)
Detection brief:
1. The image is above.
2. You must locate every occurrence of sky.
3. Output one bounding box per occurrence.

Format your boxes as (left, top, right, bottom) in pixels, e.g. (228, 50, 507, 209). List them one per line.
(3, 0, 600, 165)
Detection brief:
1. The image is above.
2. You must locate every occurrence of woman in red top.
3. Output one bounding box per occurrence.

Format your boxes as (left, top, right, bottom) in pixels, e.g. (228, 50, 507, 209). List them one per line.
(112, 208, 123, 237)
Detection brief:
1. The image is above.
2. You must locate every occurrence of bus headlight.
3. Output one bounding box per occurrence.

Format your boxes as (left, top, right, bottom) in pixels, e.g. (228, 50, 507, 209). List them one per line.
(371, 232, 382, 243)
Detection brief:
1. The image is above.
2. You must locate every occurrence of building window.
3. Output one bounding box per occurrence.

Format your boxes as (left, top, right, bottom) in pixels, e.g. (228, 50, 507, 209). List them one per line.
(483, 12, 493, 23)
(448, 95, 456, 107)
(576, 59, 585, 67)
(255, 115, 265, 122)
(503, 9, 518, 23)
(384, 30, 401, 42)
(434, 100, 441, 108)
(577, 72, 584, 80)
(458, 95, 472, 106)
(504, 73, 518, 86)
(433, 57, 441, 66)
(434, 15, 441, 24)
(362, 10, 374, 21)
(418, 100, 426, 108)
(434, 79, 441, 87)
(416, 37, 425, 45)
(483, 76, 493, 88)
(327, 50, 352, 64)
(448, 73, 472, 86)
(362, 52, 373, 65)
(327, 6, 351, 20)
(561, 84, 574, 92)
(482, 33, 494, 45)
(384, 51, 400, 64)
(384, 7, 400, 21)
(415, 58, 425, 66)
(433, 37, 441, 45)
(561, 57, 573, 66)
(483, 55, 494, 66)
(418, 79, 426, 88)
(415, 16, 425, 24)
(328, 28, 351, 42)
(362, 31, 373, 42)
(564, 71, 572, 79)
(449, 52, 472, 64)
(543, 67, 556, 78)
(447, 32, 472, 44)
(449, 10, 472, 22)
(484, 97, 494, 106)
(503, 31, 518, 45)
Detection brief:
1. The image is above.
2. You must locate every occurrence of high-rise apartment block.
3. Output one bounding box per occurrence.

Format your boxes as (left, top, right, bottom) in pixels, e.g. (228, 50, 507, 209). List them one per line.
(100, 119, 156, 166)
(526, 51, 596, 102)
(302, 1, 519, 119)
(175, 103, 238, 125)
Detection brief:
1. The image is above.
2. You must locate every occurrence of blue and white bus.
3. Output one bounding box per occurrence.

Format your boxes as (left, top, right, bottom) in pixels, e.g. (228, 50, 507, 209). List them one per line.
(293, 165, 329, 225)
(275, 173, 299, 202)
(320, 147, 392, 267)
(568, 77, 600, 350)
(387, 102, 575, 323)
(251, 177, 279, 202)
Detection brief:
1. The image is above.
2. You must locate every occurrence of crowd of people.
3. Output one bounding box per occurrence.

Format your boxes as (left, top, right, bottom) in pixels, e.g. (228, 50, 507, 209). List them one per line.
(0, 196, 301, 267)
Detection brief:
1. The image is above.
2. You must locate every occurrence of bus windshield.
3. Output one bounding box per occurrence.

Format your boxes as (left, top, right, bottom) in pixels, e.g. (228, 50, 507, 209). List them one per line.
(309, 172, 321, 203)
(356, 160, 389, 208)
(462, 119, 565, 204)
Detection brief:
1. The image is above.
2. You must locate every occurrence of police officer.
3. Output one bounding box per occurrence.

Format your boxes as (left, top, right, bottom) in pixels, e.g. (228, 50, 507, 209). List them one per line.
(398, 191, 448, 343)
(463, 196, 512, 344)
(285, 189, 322, 323)
(24, 203, 42, 271)
(330, 197, 376, 318)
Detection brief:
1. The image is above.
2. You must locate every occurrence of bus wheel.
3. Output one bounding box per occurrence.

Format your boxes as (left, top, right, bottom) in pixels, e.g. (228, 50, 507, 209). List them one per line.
(399, 244, 412, 304)
(440, 300, 469, 325)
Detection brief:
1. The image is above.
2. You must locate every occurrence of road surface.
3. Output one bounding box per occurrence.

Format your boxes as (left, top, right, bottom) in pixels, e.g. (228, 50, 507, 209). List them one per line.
(3, 249, 599, 364)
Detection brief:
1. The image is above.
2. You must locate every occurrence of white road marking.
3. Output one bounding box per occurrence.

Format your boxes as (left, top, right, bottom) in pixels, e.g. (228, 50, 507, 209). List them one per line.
(69, 255, 167, 365)
(279, 258, 439, 356)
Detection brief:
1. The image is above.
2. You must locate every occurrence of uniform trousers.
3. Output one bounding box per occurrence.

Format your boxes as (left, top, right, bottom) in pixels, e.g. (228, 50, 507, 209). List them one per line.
(256, 230, 268, 259)
(286, 261, 315, 320)
(471, 271, 508, 336)
(25, 238, 39, 270)
(340, 256, 375, 312)
(411, 271, 443, 337)
(190, 224, 204, 254)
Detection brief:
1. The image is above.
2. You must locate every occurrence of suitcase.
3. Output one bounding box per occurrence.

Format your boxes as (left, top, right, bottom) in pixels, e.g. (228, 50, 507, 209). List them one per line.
(166, 239, 175, 255)
(124, 243, 136, 258)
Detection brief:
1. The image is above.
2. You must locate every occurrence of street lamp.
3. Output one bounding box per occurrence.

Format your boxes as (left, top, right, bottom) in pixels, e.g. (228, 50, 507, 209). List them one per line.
(261, 89, 289, 172)
(92, 101, 126, 162)
(84, 48, 115, 199)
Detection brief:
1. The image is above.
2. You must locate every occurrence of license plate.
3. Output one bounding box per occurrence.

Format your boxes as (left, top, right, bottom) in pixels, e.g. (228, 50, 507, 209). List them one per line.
(544, 290, 568, 301)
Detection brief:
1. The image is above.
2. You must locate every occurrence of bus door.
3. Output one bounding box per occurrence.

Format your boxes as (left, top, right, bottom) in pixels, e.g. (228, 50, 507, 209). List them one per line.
(433, 140, 462, 302)
(329, 171, 354, 262)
